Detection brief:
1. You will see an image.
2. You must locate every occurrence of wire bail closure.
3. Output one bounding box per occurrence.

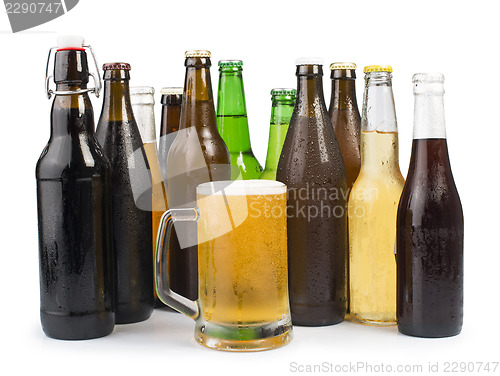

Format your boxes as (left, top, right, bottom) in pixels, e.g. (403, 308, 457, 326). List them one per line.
(45, 45, 102, 99)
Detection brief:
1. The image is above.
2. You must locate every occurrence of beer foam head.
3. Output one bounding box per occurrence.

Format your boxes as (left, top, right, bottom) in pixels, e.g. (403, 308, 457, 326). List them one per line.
(197, 180, 286, 196)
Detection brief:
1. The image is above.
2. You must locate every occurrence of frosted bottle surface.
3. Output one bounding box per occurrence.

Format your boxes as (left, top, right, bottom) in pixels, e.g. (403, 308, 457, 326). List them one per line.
(396, 73, 464, 338)
(276, 60, 348, 326)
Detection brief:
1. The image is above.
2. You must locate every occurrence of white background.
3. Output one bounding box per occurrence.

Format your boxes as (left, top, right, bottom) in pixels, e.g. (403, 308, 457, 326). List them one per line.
(1, 0, 498, 375)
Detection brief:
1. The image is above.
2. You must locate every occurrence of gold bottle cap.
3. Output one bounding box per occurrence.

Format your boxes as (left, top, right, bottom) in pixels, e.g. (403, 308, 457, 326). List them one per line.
(330, 62, 357, 70)
(185, 50, 211, 58)
(364, 65, 393, 73)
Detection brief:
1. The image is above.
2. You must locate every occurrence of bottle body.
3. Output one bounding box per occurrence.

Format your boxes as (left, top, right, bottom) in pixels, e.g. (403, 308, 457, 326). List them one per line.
(36, 47, 114, 339)
(96, 64, 154, 324)
(348, 67, 404, 325)
(276, 62, 347, 326)
(397, 73, 463, 337)
(260, 89, 296, 180)
(166, 51, 231, 300)
(159, 87, 182, 183)
(130, 87, 168, 308)
(216, 60, 262, 179)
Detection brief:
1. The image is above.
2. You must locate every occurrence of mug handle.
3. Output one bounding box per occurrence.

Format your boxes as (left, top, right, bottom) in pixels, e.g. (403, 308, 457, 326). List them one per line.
(155, 208, 200, 320)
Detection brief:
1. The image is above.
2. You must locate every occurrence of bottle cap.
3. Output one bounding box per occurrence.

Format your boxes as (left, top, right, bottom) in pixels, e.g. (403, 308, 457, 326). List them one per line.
(130, 86, 155, 95)
(185, 50, 211, 58)
(330, 62, 357, 70)
(218, 60, 243, 67)
(412, 72, 444, 84)
(412, 73, 445, 95)
(160, 87, 183, 95)
(56, 35, 85, 51)
(102, 62, 131, 70)
(271, 88, 297, 96)
(363, 65, 393, 73)
(295, 57, 324, 66)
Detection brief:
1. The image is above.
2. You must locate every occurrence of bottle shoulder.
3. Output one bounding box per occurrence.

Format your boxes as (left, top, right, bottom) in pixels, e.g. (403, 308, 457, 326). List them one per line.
(36, 135, 110, 180)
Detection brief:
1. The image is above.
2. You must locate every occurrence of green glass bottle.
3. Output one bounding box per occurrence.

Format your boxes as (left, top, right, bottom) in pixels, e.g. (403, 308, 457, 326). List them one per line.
(260, 88, 296, 180)
(216, 60, 262, 179)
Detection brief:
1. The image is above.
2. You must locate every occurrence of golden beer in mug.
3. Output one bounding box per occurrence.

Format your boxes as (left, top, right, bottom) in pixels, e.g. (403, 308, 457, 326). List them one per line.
(155, 180, 292, 351)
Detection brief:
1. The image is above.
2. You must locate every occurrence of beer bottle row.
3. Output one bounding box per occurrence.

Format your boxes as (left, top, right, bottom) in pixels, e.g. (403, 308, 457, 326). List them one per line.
(36, 36, 463, 342)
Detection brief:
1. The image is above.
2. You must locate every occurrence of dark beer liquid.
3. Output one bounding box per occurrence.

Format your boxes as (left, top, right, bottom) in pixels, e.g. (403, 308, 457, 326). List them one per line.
(277, 64, 347, 326)
(96, 67, 154, 324)
(37, 95, 114, 340)
(397, 138, 464, 337)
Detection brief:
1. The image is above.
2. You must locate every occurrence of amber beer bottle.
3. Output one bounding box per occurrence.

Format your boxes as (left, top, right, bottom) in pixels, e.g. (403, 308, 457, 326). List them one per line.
(397, 73, 464, 338)
(328, 63, 361, 316)
(166, 50, 230, 300)
(328, 62, 361, 189)
(36, 36, 114, 340)
(96, 63, 154, 324)
(277, 58, 348, 326)
(158, 87, 182, 182)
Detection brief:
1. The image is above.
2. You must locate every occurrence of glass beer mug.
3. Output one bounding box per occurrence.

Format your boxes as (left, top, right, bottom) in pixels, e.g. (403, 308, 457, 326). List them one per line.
(155, 180, 293, 351)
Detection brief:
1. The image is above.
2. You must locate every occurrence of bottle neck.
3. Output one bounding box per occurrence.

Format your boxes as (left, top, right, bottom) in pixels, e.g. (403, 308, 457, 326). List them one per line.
(330, 71, 358, 111)
(295, 65, 328, 118)
(413, 86, 446, 139)
(101, 70, 134, 123)
(216, 67, 251, 152)
(51, 91, 94, 137)
(180, 58, 217, 131)
(361, 71, 400, 171)
(264, 98, 295, 173)
(160, 102, 181, 136)
(131, 100, 156, 144)
(362, 71, 398, 133)
(271, 96, 295, 125)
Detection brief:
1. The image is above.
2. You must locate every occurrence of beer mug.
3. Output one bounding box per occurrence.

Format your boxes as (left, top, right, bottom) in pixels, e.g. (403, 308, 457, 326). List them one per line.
(155, 180, 293, 351)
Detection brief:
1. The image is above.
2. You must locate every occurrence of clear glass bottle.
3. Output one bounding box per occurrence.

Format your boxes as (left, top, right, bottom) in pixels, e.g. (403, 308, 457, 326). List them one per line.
(130, 86, 168, 308)
(397, 73, 463, 337)
(348, 65, 405, 326)
(260, 88, 296, 180)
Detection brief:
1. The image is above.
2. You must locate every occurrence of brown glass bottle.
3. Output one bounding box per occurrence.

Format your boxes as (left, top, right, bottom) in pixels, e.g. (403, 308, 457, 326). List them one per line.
(166, 51, 230, 301)
(159, 87, 182, 183)
(36, 39, 114, 340)
(328, 63, 361, 317)
(276, 59, 348, 326)
(328, 63, 361, 189)
(96, 63, 154, 324)
(397, 73, 463, 338)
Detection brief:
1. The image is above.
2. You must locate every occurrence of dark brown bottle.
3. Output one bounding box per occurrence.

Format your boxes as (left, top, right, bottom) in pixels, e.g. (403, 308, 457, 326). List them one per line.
(36, 37, 114, 339)
(328, 62, 361, 189)
(328, 63, 361, 316)
(96, 62, 154, 324)
(159, 87, 182, 183)
(397, 73, 464, 338)
(276, 58, 348, 326)
(166, 50, 230, 300)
